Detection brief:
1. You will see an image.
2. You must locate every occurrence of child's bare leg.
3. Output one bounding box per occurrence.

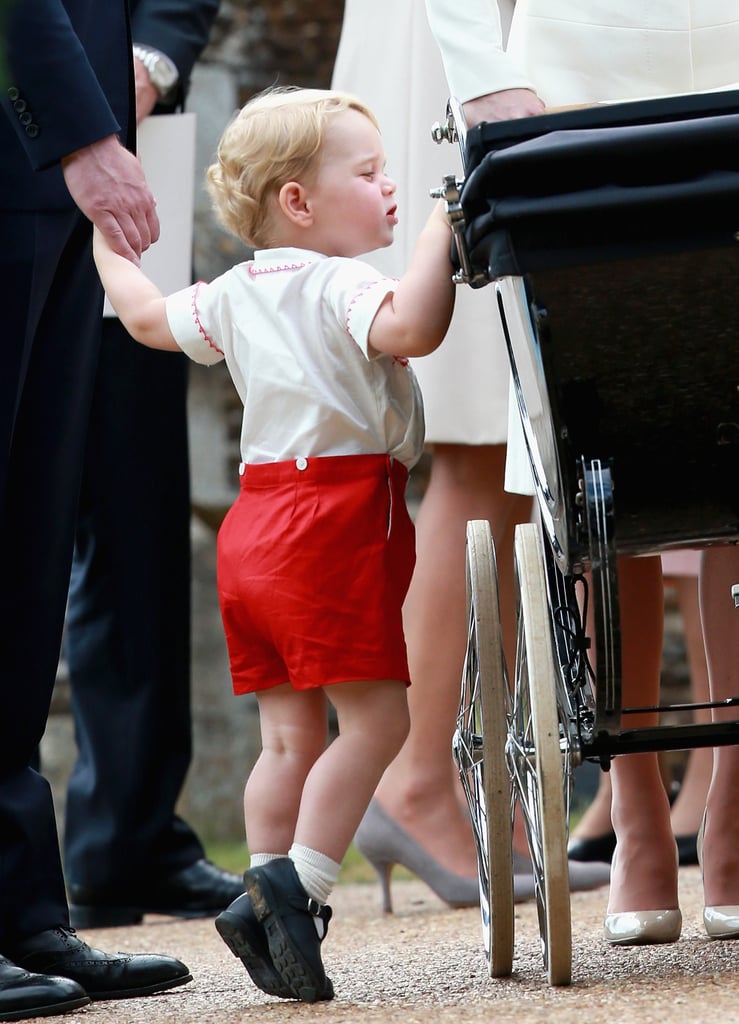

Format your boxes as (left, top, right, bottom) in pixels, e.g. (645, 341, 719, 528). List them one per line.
(699, 545, 739, 909)
(245, 683, 329, 855)
(220, 684, 337, 1002)
(608, 555, 678, 914)
(294, 678, 410, 862)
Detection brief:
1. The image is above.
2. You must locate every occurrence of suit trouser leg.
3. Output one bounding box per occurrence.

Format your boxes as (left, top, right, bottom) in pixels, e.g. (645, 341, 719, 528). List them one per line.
(0, 209, 101, 946)
(63, 317, 204, 886)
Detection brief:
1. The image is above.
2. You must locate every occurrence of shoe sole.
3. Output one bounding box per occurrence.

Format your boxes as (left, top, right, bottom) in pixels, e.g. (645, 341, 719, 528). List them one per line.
(243, 872, 333, 1003)
(85, 973, 193, 1000)
(215, 911, 294, 999)
(0, 995, 91, 1022)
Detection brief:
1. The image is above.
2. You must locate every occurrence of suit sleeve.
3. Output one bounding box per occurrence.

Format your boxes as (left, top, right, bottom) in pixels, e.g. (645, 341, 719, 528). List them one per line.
(131, 0, 219, 104)
(424, 0, 535, 102)
(2, 0, 124, 170)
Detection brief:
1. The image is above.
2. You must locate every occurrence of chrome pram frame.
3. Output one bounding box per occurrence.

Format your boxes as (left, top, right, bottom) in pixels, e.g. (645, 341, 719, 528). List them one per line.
(432, 92, 739, 986)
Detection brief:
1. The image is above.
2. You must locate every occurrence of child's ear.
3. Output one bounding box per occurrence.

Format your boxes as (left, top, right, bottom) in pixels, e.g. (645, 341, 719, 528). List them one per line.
(278, 181, 313, 227)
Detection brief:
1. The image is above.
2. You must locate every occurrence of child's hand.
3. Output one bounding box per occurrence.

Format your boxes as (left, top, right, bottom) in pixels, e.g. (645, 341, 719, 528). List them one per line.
(431, 196, 453, 228)
(92, 225, 178, 353)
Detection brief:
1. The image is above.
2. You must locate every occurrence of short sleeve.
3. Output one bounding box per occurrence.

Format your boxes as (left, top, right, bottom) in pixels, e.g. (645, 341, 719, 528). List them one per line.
(165, 281, 225, 366)
(323, 259, 397, 359)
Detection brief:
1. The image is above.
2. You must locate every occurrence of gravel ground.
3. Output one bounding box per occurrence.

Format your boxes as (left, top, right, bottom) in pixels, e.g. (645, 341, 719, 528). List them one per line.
(46, 864, 739, 1024)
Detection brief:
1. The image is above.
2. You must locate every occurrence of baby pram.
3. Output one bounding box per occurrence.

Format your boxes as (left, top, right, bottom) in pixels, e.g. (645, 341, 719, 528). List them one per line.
(433, 89, 739, 985)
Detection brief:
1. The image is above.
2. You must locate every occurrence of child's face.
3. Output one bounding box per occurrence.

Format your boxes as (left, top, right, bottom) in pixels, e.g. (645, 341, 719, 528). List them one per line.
(306, 109, 397, 258)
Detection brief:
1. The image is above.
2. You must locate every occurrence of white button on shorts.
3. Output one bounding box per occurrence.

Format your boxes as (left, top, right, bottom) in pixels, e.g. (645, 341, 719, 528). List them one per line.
(296, 457, 308, 471)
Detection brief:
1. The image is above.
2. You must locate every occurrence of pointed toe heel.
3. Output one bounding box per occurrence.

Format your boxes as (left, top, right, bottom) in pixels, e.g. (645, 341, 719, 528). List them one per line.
(604, 908, 682, 946)
(696, 811, 739, 939)
(703, 906, 739, 939)
(354, 800, 479, 912)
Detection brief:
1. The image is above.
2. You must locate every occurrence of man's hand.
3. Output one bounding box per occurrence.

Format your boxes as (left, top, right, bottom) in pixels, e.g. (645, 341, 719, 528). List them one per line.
(62, 134, 160, 264)
(463, 88, 545, 128)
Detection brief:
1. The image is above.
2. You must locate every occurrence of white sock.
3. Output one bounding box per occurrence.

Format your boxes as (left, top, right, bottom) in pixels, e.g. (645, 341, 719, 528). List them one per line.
(249, 852, 288, 867)
(289, 844, 340, 937)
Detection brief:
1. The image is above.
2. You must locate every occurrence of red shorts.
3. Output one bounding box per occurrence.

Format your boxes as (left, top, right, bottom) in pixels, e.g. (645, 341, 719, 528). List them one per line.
(216, 454, 416, 694)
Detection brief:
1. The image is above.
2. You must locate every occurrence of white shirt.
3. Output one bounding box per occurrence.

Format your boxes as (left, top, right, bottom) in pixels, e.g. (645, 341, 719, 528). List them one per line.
(165, 247, 425, 469)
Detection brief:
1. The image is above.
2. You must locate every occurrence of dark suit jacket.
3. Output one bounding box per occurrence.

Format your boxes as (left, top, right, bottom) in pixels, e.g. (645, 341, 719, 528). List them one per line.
(130, 0, 219, 111)
(0, 0, 218, 209)
(0, 0, 133, 209)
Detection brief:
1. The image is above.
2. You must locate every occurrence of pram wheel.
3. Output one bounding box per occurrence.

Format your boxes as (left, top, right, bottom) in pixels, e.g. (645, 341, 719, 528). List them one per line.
(454, 520, 514, 977)
(509, 523, 572, 986)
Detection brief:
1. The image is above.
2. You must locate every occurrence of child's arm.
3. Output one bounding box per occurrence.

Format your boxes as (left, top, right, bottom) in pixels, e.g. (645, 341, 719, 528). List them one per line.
(368, 199, 456, 359)
(93, 226, 180, 352)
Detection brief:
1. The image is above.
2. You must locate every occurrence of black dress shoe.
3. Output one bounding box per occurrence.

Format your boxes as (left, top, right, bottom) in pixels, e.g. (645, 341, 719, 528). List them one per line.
(567, 831, 616, 863)
(0, 955, 90, 1022)
(68, 857, 244, 928)
(676, 832, 699, 866)
(215, 891, 295, 999)
(244, 860, 334, 1003)
(8, 928, 192, 1001)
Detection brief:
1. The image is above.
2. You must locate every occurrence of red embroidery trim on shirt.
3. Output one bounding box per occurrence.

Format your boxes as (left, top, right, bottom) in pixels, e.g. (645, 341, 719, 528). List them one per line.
(392, 355, 410, 367)
(344, 277, 398, 336)
(191, 281, 224, 355)
(248, 261, 307, 276)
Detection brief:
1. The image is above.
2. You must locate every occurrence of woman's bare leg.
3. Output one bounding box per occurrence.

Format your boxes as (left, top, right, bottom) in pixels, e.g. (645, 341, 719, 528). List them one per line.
(574, 570, 712, 845)
(607, 555, 678, 914)
(668, 573, 712, 837)
(699, 545, 739, 908)
(374, 443, 531, 876)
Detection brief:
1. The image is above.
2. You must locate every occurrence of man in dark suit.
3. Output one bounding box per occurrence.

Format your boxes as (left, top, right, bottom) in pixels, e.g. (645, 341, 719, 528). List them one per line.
(0, 1, 192, 1018)
(61, 0, 244, 931)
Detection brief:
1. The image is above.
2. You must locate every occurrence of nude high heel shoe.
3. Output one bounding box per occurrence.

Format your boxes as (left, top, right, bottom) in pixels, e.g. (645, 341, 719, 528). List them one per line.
(603, 847, 681, 946)
(697, 811, 739, 939)
(604, 908, 682, 945)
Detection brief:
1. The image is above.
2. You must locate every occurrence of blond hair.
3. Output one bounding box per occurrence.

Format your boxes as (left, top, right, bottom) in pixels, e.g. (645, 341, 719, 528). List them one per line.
(206, 86, 379, 249)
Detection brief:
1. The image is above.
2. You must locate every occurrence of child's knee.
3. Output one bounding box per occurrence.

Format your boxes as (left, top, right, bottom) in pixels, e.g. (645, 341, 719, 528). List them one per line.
(384, 694, 410, 757)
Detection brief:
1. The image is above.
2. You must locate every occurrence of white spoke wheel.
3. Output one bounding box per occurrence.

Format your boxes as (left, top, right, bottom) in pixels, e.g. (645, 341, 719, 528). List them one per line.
(454, 520, 514, 977)
(509, 523, 571, 986)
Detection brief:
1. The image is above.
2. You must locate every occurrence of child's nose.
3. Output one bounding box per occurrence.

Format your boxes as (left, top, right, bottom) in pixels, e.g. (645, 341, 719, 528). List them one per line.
(383, 175, 397, 194)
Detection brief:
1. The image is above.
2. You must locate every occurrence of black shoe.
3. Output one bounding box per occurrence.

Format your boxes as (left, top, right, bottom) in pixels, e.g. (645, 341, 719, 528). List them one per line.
(8, 928, 192, 1001)
(68, 858, 244, 928)
(0, 956, 90, 1022)
(215, 892, 295, 999)
(567, 831, 616, 863)
(244, 860, 334, 1003)
(676, 832, 699, 866)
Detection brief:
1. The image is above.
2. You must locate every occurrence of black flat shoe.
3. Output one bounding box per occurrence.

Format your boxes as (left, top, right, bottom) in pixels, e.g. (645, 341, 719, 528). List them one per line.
(676, 832, 699, 866)
(215, 891, 295, 999)
(0, 956, 90, 1022)
(244, 860, 334, 1003)
(68, 857, 244, 927)
(567, 831, 616, 863)
(8, 928, 192, 1001)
